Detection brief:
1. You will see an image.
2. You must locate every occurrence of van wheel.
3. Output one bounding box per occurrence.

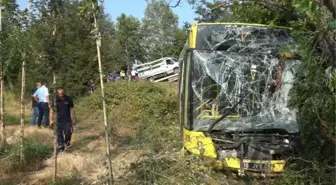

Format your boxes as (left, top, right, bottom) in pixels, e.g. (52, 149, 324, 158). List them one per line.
(173, 67, 179, 73)
(149, 77, 155, 82)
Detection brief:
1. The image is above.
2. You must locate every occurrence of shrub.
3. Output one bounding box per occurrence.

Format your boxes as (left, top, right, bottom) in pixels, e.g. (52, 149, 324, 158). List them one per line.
(0, 139, 53, 173)
(77, 81, 179, 151)
(48, 173, 84, 185)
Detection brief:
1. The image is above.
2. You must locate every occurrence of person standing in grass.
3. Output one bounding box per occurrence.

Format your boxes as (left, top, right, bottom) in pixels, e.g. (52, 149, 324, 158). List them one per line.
(33, 81, 50, 128)
(131, 68, 136, 81)
(50, 87, 76, 152)
(31, 83, 41, 126)
(127, 67, 132, 81)
(120, 70, 126, 80)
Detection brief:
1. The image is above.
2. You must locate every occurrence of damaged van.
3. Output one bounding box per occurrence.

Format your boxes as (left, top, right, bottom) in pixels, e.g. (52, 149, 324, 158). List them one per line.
(179, 23, 301, 176)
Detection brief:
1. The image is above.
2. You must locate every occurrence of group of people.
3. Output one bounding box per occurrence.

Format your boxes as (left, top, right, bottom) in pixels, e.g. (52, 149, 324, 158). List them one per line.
(31, 82, 76, 152)
(127, 67, 139, 81)
(106, 67, 139, 82)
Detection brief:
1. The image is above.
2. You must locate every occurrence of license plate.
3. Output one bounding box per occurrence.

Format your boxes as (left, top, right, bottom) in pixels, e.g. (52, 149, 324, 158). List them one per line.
(242, 162, 271, 170)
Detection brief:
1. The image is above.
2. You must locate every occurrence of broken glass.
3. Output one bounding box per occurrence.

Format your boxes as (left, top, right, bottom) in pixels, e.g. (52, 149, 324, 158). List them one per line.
(191, 24, 300, 133)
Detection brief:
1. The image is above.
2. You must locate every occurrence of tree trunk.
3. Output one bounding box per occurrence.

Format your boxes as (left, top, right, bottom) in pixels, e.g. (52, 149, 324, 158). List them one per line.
(0, 60, 4, 147)
(52, 72, 57, 183)
(20, 57, 26, 163)
(0, 0, 5, 148)
(92, 2, 113, 184)
(52, 11, 58, 182)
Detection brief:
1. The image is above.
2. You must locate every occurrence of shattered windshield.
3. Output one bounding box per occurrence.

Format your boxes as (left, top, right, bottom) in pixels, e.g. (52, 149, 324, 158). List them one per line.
(191, 25, 300, 133)
(196, 24, 292, 53)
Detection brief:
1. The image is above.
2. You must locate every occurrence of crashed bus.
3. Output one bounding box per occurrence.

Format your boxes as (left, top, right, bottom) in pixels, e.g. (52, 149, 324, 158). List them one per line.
(179, 23, 301, 176)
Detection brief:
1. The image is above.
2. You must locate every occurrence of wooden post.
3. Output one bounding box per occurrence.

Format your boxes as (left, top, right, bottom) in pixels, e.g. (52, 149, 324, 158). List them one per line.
(92, 2, 113, 184)
(20, 55, 26, 163)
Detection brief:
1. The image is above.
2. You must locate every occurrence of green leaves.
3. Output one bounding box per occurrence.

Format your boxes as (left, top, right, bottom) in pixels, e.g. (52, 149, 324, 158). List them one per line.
(142, 1, 179, 60)
(326, 18, 336, 31)
(77, 0, 99, 18)
(293, 0, 319, 20)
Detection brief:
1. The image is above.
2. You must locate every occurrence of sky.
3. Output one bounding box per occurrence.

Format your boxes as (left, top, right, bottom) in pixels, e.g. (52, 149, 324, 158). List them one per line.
(17, 0, 196, 27)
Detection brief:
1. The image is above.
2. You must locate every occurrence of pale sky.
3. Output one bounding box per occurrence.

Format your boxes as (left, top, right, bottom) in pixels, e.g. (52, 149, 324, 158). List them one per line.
(17, 0, 197, 27)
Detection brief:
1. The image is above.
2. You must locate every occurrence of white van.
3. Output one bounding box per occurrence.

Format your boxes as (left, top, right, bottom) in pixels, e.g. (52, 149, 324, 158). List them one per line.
(135, 57, 179, 81)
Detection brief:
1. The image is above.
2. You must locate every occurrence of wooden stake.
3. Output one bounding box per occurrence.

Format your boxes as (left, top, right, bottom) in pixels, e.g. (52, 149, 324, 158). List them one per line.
(92, 2, 113, 184)
(20, 55, 26, 163)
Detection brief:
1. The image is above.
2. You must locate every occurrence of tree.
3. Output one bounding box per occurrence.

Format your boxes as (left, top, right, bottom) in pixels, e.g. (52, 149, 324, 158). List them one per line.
(0, 0, 21, 147)
(78, 0, 113, 184)
(194, 0, 232, 22)
(165, 27, 188, 58)
(142, 0, 179, 60)
(0, 0, 4, 148)
(116, 13, 144, 64)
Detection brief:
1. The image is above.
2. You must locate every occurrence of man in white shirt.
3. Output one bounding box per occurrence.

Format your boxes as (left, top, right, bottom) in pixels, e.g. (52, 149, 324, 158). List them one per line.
(131, 69, 136, 80)
(33, 81, 51, 128)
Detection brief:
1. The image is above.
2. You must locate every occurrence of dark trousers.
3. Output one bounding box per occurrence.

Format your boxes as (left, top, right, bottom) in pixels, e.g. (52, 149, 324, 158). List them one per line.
(37, 102, 49, 127)
(57, 122, 72, 149)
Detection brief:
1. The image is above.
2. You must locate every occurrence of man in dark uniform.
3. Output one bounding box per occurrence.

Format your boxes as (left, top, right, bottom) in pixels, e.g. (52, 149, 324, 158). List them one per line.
(50, 87, 76, 152)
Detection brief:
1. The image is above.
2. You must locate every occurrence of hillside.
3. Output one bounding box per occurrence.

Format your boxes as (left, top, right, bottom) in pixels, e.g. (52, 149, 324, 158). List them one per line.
(0, 82, 182, 185)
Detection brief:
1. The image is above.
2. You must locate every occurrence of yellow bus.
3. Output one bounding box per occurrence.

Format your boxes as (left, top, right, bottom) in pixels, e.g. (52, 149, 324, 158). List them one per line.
(179, 23, 301, 176)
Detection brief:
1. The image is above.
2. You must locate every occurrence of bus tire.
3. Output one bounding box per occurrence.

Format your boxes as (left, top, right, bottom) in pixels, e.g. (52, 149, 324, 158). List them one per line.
(149, 77, 155, 82)
(173, 67, 179, 73)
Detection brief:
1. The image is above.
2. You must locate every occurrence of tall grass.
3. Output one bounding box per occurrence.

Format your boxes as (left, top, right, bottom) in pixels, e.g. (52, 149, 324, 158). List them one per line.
(77, 81, 179, 150)
(0, 139, 53, 173)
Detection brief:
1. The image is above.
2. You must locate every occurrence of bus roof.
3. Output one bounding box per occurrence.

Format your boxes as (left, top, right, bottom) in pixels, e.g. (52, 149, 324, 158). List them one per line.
(187, 22, 292, 49)
(192, 22, 292, 30)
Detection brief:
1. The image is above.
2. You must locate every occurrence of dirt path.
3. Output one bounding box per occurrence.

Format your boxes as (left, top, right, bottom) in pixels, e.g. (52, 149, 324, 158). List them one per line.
(0, 119, 145, 185)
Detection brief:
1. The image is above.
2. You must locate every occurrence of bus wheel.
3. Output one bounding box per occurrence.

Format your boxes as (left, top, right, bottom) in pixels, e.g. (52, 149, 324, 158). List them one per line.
(149, 77, 155, 82)
(173, 67, 179, 73)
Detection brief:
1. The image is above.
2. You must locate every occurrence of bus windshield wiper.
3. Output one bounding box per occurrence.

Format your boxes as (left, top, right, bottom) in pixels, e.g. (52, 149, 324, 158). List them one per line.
(207, 93, 250, 133)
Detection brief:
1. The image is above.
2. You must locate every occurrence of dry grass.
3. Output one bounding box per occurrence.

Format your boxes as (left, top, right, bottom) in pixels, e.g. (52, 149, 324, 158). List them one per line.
(5, 91, 32, 116)
(27, 152, 108, 185)
(5, 126, 53, 145)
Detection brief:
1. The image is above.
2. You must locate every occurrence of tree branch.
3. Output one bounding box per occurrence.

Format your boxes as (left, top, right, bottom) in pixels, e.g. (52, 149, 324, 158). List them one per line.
(319, 0, 336, 19)
(169, 0, 181, 8)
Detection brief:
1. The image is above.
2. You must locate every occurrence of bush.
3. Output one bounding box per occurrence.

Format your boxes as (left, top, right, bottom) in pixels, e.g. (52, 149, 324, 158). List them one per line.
(77, 81, 179, 151)
(0, 139, 53, 173)
(48, 173, 84, 185)
(126, 153, 245, 185)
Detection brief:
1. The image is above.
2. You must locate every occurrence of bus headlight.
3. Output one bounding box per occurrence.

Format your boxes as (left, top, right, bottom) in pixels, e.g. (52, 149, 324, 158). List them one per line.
(218, 149, 238, 159)
(197, 141, 205, 155)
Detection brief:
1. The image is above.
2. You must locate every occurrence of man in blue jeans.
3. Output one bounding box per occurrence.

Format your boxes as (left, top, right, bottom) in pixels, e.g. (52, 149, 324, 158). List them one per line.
(50, 87, 76, 152)
(31, 83, 41, 126)
(33, 81, 50, 128)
